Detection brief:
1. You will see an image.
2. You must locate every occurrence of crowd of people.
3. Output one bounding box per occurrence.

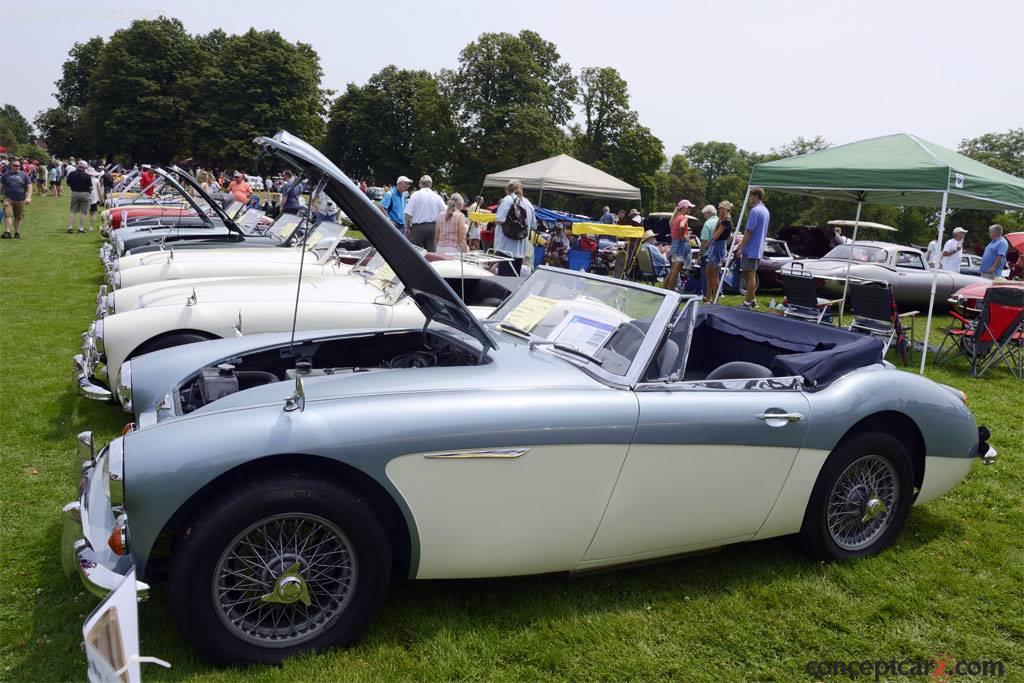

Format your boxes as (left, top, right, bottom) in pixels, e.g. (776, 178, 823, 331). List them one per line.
(0, 155, 116, 238)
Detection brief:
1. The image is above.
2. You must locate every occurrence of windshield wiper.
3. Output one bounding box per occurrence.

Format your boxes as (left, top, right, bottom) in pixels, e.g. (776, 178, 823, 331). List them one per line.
(497, 322, 532, 340)
(529, 340, 604, 366)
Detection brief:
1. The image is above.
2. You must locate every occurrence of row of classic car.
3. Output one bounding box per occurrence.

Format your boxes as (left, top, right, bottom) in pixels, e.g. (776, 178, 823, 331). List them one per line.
(66, 132, 996, 678)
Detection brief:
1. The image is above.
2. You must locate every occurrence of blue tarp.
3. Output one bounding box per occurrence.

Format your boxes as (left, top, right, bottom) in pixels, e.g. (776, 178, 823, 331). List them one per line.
(698, 305, 884, 387)
(535, 207, 590, 224)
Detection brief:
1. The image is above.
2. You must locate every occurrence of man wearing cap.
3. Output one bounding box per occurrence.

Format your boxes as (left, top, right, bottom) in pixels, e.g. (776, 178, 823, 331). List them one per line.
(1, 159, 32, 239)
(66, 159, 94, 234)
(379, 176, 410, 231)
(228, 172, 253, 204)
(404, 175, 446, 251)
(641, 229, 669, 278)
(940, 227, 968, 272)
(980, 224, 1008, 280)
(598, 206, 614, 224)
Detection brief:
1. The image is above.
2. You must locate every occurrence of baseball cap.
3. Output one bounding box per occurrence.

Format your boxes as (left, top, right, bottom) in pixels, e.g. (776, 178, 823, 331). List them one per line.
(77, 159, 88, 169)
(419, 175, 433, 186)
(396, 175, 412, 184)
(952, 227, 968, 235)
(677, 199, 695, 209)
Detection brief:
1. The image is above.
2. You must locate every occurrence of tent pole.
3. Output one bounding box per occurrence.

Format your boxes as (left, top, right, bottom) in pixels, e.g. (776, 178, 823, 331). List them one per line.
(837, 200, 863, 321)
(537, 188, 544, 208)
(919, 191, 949, 374)
(713, 186, 752, 303)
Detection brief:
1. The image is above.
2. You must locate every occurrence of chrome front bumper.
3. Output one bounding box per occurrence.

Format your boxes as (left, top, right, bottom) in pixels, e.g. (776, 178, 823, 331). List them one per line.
(62, 433, 147, 598)
(73, 329, 112, 402)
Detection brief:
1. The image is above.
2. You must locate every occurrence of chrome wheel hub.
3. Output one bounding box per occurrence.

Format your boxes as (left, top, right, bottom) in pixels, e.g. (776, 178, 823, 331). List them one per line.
(212, 513, 357, 647)
(826, 455, 899, 551)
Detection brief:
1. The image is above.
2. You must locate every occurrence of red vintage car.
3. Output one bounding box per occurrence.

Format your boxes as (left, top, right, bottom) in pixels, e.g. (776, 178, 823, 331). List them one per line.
(949, 280, 1024, 316)
(106, 205, 198, 230)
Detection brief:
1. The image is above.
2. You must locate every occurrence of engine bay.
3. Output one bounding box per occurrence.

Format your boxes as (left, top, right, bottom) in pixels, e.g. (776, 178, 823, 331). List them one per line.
(178, 330, 482, 413)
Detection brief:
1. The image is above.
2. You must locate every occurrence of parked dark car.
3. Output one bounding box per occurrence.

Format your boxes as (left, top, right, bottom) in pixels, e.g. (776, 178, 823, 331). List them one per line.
(778, 225, 834, 258)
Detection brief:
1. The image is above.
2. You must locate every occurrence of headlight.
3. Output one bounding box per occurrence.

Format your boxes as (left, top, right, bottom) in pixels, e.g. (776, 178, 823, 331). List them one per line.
(94, 319, 105, 356)
(117, 361, 133, 413)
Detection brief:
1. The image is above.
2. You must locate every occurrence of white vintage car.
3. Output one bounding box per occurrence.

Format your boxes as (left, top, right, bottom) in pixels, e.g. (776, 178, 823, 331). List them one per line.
(106, 214, 347, 290)
(75, 251, 516, 404)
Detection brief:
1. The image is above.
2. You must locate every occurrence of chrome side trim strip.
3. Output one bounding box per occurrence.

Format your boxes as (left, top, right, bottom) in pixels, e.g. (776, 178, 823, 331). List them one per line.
(423, 447, 530, 460)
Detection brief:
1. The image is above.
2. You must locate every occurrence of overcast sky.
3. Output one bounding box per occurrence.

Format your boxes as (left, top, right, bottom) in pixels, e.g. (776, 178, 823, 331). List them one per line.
(2, 0, 1021, 156)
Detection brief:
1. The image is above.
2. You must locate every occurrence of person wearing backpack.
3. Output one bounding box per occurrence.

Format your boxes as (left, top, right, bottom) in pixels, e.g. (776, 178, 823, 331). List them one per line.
(494, 179, 535, 276)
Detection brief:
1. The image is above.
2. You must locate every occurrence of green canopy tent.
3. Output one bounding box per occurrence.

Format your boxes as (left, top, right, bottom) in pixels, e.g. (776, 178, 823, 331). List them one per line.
(713, 133, 1024, 373)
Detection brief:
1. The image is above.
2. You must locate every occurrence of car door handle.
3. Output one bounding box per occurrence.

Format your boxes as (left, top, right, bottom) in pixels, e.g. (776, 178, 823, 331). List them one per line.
(758, 412, 803, 422)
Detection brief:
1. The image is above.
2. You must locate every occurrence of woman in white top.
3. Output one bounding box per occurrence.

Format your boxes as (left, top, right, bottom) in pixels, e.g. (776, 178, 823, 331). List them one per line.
(434, 193, 468, 255)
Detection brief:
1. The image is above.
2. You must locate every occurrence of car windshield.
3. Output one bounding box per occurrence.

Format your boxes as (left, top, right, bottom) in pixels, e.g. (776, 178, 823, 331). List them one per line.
(351, 248, 403, 296)
(823, 244, 888, 263)
(763, 241, 790, 258)
(489, 268, 671, 378)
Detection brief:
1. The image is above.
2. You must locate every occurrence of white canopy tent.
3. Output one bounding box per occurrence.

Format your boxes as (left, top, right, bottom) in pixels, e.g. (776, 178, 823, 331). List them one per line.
(482, 154, 641, 205)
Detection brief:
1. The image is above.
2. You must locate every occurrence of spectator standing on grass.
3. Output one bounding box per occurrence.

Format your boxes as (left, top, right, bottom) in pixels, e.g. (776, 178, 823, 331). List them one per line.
(87, 166, 103, 231)
(404, 175, 446, 251)
(379, 175, 410, 230)
(33, 162, 45, 194)
(66, 159, 93, 233)
(465, 195, 485, 251)
(665, 199, 694, 292)
(494, 179, 536, 276)
(228, 172, 252, 204)
(280, 170, 303, 213)
(705, 200, 734, 303)
(435, 193, 468, 255)
(1, 159, 33, 239)
(940, 227, 967, 272)
(980, 224, 1008, 280)
(737, 187, 769, 308)
(49, 162, 61, 197)
(925, 238, 940, 269)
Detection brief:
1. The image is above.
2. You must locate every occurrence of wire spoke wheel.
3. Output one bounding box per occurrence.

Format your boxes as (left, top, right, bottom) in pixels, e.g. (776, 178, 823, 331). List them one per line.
(212, 513, 358, 648)
(826, 454, 899, 551)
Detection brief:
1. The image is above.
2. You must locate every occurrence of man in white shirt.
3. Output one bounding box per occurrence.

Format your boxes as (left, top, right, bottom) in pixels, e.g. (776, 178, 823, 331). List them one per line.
(494, 179, 536, 276)
(940, 227, 967, 272)
(404, 175, 446, 251)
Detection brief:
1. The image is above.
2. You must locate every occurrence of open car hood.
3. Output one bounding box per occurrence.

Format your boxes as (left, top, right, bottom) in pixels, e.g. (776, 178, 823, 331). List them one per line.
(254, 131, 496, 352)
(151, 166, 243, 236)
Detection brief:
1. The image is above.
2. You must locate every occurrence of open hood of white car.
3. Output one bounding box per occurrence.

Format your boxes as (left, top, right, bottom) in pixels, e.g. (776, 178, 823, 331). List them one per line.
(253, 131, 496, 353)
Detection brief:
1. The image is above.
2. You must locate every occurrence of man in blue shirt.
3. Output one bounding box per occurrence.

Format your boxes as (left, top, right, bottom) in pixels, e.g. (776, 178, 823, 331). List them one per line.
(598, 206, 614, 224)
(737, 187, 769, 308)
(279, 169, 303, 213)
(378, 175, 410, 230)
(980, 223, 1009, 280)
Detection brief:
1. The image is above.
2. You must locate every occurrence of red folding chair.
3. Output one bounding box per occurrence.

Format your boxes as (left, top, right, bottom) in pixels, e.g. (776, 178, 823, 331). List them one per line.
(934, 285, 1024, 378)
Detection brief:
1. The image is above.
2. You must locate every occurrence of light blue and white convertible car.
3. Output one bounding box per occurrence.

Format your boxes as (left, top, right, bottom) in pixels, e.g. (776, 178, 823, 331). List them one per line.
(65, 132, 997, 677)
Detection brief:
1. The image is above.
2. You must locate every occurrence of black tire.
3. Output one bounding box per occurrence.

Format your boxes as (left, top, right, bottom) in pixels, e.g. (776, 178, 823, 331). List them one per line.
(798, 432, 913, 561)
(168, 473, 392, 665)
(131, 332, 215, 359)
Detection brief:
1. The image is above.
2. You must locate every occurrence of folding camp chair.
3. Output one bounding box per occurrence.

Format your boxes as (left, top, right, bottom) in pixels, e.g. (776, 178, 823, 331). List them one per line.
(635, 247, 659, 284)
(780, 271, 841, 325)
(847, 281, 918, 365)
(934, 285, 1024, 378)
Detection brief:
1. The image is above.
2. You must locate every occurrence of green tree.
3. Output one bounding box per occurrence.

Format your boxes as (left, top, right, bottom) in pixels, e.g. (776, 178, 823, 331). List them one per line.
(82, 17, 201, 162)
(0, 105, 32, 145)
(573, 66, 631, 165)
(660, 154, 707, 210)
(958, 129, 1024, 177)
(601, 120, 665, 212)
(451, 30, 577, 188)
(681, 141, 752, 199)
(323, 66, 456, 185)
(189, 28, 326, 167)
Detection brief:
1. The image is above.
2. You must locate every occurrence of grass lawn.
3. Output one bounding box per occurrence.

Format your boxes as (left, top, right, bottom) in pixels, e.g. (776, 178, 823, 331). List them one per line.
(1, 194, 1021, 682)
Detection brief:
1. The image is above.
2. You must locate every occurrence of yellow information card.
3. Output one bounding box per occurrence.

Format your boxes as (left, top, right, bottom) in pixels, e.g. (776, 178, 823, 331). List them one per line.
(502, 295, 558, 333)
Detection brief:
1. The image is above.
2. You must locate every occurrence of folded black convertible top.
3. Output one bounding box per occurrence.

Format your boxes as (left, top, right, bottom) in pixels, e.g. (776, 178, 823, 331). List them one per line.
(697, 305, 884, 387)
